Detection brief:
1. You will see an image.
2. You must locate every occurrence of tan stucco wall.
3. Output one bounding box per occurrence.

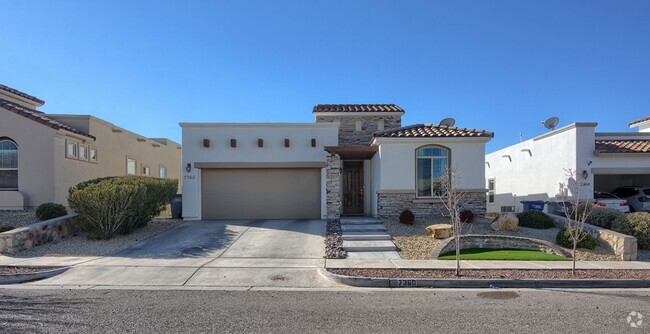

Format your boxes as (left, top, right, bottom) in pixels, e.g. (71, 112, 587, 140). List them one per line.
(0, 110, 57, 209)
(51, 115, 182, 206)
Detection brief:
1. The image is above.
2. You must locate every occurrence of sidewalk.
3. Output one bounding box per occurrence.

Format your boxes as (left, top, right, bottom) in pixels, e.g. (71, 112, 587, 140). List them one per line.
(326, 259, 650, 270)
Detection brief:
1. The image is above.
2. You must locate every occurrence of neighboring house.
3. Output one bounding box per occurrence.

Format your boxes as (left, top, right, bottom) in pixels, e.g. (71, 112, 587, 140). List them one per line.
(181, 104, 493, 221)
(0, 84, 182, 210)
(485, 118, 650, 213)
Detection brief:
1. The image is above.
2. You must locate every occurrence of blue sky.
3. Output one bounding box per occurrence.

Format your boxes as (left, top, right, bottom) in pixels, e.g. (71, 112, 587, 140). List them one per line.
(1, 1, 649, 151)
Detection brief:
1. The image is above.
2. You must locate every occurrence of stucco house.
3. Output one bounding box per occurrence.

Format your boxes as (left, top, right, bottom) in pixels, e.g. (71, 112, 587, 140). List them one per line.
(0, 84, 182, 210)
(181, 104, 493, 221)
(485, 118, 650, 213)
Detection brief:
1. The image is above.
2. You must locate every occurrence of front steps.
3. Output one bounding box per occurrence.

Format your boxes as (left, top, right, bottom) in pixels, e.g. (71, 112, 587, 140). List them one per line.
(340, 217, 400, 260)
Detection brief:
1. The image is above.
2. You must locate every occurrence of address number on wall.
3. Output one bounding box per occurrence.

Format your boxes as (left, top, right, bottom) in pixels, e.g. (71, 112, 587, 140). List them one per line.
(184, 175, 197, 180)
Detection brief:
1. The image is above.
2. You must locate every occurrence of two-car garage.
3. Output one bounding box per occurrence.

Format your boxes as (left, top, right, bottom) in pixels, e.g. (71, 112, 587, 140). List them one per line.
(200, 168, 322, 220)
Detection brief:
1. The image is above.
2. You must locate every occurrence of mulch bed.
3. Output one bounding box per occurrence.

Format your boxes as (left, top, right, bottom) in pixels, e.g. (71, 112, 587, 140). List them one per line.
(0, 266, 60, 275)
(330, 268, 650, 280)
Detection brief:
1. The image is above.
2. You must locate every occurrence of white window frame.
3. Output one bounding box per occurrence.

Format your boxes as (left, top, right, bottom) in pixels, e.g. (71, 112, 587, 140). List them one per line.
(66, 140, 78, 159)
(127, 157, 137, 175)
(415, 145, 450, 198)
(79, 145, 88, 161)
(142, 165, 151, 176)
(488, 178, 495, 203)
(89, 147, 98, 163)
(159, 165, 167, 179)
(0, 139, 18, 190)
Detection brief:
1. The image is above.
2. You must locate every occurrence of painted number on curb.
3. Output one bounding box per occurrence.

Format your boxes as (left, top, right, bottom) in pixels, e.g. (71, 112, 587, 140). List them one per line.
(397, 279, 417, 287)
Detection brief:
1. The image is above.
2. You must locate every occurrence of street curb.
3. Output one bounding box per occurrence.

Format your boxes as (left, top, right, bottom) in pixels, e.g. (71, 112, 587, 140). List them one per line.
(321, 270, 650, 289)
(0, 267, 69, 285)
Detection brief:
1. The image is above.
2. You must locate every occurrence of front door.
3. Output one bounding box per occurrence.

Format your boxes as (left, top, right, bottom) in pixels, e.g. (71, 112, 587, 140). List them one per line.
(343, 162, 364, 215)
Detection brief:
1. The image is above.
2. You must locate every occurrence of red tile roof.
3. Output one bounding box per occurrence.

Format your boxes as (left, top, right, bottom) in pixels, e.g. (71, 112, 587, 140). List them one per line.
(595, 140, 650, 154)
(629, 116, 650, 126)
(373, 124, 494, 138)
(0, 98, 95, 139)
(0, 84, 45, 105)
(313, 104, 404, 113)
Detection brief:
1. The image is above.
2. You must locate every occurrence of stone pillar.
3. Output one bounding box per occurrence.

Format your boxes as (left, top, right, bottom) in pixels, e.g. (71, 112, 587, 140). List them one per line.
(326, 154, 342, 219)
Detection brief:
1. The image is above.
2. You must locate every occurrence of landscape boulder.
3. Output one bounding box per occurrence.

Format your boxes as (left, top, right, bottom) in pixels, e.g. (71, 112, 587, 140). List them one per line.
(491, 213, 519, 231)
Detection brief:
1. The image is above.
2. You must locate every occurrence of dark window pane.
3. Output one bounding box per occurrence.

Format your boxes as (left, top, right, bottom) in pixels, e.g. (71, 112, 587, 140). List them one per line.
(0, 170, 18, 189)
(417, 158, 432, 197)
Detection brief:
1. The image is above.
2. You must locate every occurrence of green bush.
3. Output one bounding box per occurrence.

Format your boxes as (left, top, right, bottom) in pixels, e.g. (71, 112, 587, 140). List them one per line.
(585, 206, 626, 229)
(0, 226, 15, 233)
(35, 203, 68, 221)
(68, 176, 178, 239)
(556, 227, 598, 250)
(516, 211, 555, 229)
(621, 213, 650, 250)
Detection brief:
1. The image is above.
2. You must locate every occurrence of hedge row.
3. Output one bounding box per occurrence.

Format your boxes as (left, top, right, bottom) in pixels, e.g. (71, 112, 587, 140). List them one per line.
(584, 206, 650, 250)
(68, 176, 177, 239)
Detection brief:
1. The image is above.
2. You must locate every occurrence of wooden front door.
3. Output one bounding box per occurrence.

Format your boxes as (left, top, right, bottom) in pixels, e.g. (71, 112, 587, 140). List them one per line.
(343, 162, 364, 215)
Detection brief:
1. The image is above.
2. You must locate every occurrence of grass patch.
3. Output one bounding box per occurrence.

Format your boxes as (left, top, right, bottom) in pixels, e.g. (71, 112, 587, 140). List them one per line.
(438, 248, 569, 261)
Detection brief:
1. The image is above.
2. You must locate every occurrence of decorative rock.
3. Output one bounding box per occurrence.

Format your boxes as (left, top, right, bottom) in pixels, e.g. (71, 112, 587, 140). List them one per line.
(426, 224, 453, 239)
(491, 213, 519, 231)
(23, 239, 33, 250)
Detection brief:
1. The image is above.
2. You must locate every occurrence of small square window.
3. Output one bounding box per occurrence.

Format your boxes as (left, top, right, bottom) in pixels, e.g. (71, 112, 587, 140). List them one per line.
(127, 158, 137, 175)
(89, 148, 97, 162)
(66, 141, 77, 158)
(159, 166, 167, 179)
(142, 166, 150, 176)
(79, 146, 88, 160)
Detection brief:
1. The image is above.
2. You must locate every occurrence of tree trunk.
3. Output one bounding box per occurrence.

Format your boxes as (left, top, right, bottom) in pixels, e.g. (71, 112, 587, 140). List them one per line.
(572, 239, 577, 276)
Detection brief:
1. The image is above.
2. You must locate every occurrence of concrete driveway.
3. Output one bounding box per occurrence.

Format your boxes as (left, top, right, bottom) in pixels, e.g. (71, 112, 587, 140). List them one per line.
(116, 219, 326, 259)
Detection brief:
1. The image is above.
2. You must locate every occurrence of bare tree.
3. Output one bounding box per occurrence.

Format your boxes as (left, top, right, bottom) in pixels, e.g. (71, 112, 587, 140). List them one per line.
(557, 168, 595, 276)
(440, 166, 469, 276)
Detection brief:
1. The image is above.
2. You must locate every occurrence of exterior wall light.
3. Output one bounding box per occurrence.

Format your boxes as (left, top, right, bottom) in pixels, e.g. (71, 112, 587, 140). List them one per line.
(186, 163, 191, 173)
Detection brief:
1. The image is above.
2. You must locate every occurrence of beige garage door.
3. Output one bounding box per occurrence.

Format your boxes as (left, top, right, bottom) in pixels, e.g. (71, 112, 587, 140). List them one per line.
(201, 168, 321, 219)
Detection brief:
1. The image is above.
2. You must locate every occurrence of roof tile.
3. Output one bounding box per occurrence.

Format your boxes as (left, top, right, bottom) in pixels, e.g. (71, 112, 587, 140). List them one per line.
(0, 84, 45, 105)
(629, 116, 650, 127)
(373, 124, 494, 138)
(595, 140, 650, 154)
(313, 104, 404, 113)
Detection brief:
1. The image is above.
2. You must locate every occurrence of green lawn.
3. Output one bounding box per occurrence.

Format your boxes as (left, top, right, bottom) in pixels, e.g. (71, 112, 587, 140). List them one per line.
(438, 248, 570, 261)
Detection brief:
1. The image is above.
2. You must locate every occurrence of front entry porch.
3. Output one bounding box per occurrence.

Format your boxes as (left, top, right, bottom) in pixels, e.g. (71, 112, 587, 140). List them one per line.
(325, 146, 378, 218)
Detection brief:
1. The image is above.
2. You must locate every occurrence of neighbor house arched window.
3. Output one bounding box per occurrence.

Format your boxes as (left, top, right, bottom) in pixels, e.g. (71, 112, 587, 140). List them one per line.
(0, 139, 18, 190)
(416, 145, 449, 197)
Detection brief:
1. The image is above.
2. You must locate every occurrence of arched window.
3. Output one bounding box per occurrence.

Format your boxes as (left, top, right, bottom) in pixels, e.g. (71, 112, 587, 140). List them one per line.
(416, 146, 449, 197)
(0, 139, 18, 189)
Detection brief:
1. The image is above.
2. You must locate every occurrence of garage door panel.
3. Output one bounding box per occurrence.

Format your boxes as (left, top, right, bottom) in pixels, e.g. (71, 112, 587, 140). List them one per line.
(201, 168, 321, 219)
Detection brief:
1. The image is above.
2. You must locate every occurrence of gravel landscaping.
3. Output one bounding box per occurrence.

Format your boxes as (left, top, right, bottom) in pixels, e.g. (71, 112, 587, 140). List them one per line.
(11, 219, 182, 257)
(0, 210, 40, 230)
(330, 268, 650, 280)
(383, 216, 620, 261)
(325, 219, 346, 259)
(0, 266, 61, 275)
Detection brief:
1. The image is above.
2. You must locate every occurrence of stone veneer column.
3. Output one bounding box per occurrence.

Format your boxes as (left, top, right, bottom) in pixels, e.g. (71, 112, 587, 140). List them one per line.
(326, 154, 342, 219)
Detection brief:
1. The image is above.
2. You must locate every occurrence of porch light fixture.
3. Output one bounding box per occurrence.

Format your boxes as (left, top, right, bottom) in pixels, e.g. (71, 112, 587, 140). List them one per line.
(185, 163, 191, 173)
(230, 139, 237, 148)
(203, 139, 210, 148)
(582, 170, 589, 180)
(258, 138, 264, 148)
(311, 138, 317, 147)
(284, 139, 290, 148)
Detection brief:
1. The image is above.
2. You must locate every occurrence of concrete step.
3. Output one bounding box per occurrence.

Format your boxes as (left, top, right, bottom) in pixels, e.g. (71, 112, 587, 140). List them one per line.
(346, 251, 401, 260)
(340, 217, 382, 225)
(343, 240, 397, 252)
(342, 232, 392, 241)
(340, 224, 386, 232)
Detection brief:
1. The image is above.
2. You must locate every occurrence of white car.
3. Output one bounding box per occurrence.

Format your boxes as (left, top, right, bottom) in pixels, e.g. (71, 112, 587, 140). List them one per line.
(610, 187, 650, 213)
(593, 192, 630, 213)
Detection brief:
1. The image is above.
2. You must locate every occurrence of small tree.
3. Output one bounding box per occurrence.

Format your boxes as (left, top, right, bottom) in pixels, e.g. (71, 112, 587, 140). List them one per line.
(557, 168, 595, 275)
(440, 166, 469, 276)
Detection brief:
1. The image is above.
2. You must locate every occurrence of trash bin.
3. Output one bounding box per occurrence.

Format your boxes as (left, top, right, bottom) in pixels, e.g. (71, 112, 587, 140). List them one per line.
(520, 200, 545, 212)
(171, 195, 182, 219)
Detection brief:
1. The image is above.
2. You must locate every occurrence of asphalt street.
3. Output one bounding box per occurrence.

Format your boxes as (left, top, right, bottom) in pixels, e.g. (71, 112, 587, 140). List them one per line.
(1, 288, 648, 333)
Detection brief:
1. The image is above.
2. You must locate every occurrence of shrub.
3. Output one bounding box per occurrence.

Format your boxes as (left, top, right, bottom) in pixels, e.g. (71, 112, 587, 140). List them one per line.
(556, 227, 598, 250)
(0, 226, 15, 233)
(585, 206, 626, 229)
(35, 203, 68, 221)
(399, 209, 415, 225)
(459, 210, 475, 223)
(516, 211, 555, 229)
(623, 213, 650, 250)
(68, 176, 178, 238)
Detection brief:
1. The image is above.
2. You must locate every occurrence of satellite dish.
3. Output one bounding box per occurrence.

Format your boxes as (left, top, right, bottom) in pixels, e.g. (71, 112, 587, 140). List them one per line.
(439, 118, 456, 127)
(542, 117, 559, 131)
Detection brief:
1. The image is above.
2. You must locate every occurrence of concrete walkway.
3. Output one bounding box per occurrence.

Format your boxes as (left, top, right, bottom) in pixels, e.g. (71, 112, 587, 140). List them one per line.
(326, 259, 650, 270)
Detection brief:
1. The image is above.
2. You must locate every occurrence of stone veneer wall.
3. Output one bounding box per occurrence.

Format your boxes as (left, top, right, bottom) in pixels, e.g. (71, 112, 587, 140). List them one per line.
(315, 115, 402, 146)
(326, 154, 342, 219)
(377, 191, 487, 223)
(547, 213, 638, 261)
(0, 213, 77, 254)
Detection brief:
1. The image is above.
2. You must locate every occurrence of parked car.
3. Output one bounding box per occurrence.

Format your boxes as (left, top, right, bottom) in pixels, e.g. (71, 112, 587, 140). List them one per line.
(593, 192, 630, 213)
(610, 186, 650, 212)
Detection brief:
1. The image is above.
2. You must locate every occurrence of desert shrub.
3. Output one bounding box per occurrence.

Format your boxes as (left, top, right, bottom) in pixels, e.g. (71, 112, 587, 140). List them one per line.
(68, 176, 178, 238)
(35, 203, 68, 221)
(0, 226, 15, 233)
(585, 206, 626, 229)
(556, 227, 598, 250)
(621, 213, 650, 250)
(459, 210, 475, 223)
(399, 209, 415, 225)
(516, 211, 555, 229)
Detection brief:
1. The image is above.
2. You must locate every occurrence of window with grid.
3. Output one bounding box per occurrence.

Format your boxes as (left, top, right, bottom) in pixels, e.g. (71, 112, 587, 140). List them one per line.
(416, 146, 449, 197)
(0, 139, 18, 189)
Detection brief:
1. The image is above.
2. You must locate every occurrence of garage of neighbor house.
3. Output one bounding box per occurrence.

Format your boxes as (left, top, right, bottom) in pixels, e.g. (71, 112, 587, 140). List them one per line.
(594, 173, 650, 193)
(200, 168, 321, 220)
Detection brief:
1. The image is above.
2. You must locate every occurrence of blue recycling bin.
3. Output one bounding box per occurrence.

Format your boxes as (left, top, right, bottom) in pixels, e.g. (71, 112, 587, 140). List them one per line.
(521, 200, 545, 212)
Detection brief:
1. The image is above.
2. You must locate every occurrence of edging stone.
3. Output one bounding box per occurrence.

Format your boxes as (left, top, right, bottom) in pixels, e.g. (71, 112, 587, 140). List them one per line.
(431, 234, 572, 259)
(0, 213, 78, 254)
(0, 267, 69, 285)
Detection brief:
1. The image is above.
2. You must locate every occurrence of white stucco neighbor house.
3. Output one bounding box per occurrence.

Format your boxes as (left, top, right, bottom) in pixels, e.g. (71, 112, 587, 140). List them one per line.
(181, 104, 493, 221)
(485, 117, 650, 213)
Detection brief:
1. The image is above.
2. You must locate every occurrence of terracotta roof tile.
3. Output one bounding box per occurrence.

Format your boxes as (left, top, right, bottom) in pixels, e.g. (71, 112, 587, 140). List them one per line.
(373, 124, 494, 138)
(0, 98, 95, 140)
(595, 140, 650, 153)
(0, 84, 45, 105)
(313, 104, 404, 113)
(629, 116, 650, 126)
